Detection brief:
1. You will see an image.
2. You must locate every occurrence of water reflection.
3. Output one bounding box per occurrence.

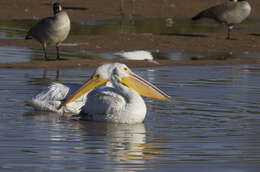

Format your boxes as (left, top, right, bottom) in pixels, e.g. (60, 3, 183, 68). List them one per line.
(2, 66, 260, 171)
(23, 111, 160, 171)
(0, 17, 258, 40)
(1, 45, 259, 63)
(42, 68, 60, 82)
(24, 68, 60, 86)
(2, 44, 252, 63)
(90, 123, 148, 164)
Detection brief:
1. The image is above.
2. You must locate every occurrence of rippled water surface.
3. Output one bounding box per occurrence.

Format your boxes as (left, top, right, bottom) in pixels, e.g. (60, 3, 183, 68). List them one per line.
(1, 45, 260, 63)
(1, 65, 260, 171)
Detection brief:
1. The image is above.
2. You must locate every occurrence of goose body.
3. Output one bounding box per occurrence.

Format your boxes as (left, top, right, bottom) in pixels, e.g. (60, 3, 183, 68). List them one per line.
(192, 0, 251, 39)
(26, 3, 70, 60)
(27, 63, 171, 123)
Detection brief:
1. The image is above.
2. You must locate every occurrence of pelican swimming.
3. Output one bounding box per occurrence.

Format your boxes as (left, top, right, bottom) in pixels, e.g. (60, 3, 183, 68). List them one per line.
(27, 63, 171, 123)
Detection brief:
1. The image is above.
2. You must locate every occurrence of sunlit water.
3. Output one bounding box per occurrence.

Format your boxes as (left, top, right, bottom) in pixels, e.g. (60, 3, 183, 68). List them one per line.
(1, 65, 260, 171)
(1, 45, 260, 63)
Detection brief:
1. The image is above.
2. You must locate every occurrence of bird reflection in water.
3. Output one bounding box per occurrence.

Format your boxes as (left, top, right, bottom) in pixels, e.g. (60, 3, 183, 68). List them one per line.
(25, 68, 60, 86)
(23, 111, 164, 169)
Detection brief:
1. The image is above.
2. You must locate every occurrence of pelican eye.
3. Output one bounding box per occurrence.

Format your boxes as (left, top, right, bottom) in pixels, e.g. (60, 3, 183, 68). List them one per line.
(93, 74, 100, 80)
(124, 67, 128, 71)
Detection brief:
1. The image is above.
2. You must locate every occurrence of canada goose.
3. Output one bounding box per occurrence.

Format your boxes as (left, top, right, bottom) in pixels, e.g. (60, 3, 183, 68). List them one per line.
(25, 2, 70, 60)
(192, 0, 251, 39)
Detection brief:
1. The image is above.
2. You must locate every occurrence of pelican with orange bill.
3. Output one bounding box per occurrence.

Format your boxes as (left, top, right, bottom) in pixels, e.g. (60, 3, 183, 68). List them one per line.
(58, 63, 171, 123)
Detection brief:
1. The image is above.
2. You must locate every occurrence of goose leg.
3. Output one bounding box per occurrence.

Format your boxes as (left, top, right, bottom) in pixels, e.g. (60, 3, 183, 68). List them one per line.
(56, 44, 60, 60)
(42, 44, 49, 61)
(226, 25, 233, 40)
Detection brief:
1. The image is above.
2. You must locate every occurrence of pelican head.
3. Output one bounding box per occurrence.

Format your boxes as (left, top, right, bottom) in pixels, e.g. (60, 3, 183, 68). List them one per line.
(58, 63, 171, 110)
(58, 64, 111, 109)
(111, 64, 171, 101)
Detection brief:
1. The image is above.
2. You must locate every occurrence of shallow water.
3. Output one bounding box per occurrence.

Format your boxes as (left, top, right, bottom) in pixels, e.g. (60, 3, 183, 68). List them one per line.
(1, 45, 260, 63)
(0, 18, 215, 39)
(1, 65, 260, 171)
(0, 17, 257, 39)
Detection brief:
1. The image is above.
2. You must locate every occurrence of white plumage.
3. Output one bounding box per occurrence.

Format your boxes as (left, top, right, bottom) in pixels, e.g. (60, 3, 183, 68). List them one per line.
(27, 63, 170, 123)
(114, 50, 154, 60)
(26, 83, 84, 114)
(82, 81, 147, 123)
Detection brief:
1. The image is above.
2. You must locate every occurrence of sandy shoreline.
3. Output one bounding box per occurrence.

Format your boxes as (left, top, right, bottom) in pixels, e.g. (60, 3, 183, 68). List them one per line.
(0, 0, 260, 68)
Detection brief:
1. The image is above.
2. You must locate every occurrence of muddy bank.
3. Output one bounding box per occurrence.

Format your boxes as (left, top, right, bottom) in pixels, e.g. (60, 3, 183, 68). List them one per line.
(1, 30, 259, 54)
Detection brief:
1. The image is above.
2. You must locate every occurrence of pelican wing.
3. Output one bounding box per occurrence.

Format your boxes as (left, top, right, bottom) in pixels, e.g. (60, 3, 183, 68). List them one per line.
(26, 83, 86, 114)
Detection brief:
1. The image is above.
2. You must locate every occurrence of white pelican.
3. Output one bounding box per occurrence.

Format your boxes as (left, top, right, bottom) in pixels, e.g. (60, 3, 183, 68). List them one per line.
(27, 63, 171, 123)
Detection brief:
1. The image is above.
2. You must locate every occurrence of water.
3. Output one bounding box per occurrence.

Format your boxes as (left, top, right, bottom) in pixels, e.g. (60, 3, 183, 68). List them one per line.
(1, 65, 260, 171)
(1, 45, 260, 63)
(0, 17, 257, 39)
(0, 18, 216, 38)
(0, 46, 105, 63)
(0, 16, 260, 171)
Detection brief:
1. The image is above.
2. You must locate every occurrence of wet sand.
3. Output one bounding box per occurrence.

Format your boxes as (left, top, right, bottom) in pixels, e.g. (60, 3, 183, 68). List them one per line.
(1, 59, 260, 69)
(0, 0, 260, 68)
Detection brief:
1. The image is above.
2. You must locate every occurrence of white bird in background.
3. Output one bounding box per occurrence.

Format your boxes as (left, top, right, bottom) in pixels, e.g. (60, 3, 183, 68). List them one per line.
(27, 63, 171, 123)
(25, 2, 71, 60)
(114, 50, 154, 60)
(114, 50, 159, 64)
